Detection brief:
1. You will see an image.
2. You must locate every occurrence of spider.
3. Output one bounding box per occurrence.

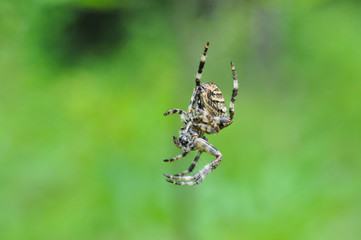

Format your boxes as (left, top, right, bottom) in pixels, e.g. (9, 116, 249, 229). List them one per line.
(163, 42, 238, 185)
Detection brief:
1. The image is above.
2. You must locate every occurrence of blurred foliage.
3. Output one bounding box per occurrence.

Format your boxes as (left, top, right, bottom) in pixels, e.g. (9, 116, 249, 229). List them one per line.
(0, 0, 360, 239)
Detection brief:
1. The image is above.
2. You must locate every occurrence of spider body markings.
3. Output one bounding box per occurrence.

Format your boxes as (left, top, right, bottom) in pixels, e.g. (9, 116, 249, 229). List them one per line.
(163, 42, 238, 185)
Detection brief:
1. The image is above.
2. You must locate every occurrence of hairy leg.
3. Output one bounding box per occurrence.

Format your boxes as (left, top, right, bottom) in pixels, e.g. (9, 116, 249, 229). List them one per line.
(164, 151, 202, 177)
(164, 151, 188, 162)
(188, 42, 210, 112)
(229, 62, 238, 121)
(163, 108, 187, 124)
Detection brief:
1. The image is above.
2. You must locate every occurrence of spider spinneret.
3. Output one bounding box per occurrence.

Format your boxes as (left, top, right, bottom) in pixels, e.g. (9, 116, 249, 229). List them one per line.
(163, 42, 238, 185)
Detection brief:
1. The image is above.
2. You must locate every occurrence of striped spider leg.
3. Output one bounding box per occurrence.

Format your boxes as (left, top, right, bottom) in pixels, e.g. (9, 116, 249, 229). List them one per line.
(163, 42, 210, 125)
(188, 42, 209, 112)
(163, 109, 188, 124)
(170, 150, 203, 177)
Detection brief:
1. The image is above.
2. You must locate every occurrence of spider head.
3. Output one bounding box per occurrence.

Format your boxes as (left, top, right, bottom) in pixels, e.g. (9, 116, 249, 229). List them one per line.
(173, 126, 197, 152)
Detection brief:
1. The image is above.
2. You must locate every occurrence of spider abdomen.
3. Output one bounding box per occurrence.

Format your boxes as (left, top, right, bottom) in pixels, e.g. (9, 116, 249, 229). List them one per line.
(195, 82, 228, 117)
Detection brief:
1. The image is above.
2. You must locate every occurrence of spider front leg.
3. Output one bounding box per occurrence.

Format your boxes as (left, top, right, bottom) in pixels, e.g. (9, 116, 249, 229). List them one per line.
(164, 137, 222, 186)
(188, 42, 209, 112)
(165, 150, 203, 177)
(164, 151, 188, 162)
(163, 109, 185, 116)
(163, 108, 188, 124)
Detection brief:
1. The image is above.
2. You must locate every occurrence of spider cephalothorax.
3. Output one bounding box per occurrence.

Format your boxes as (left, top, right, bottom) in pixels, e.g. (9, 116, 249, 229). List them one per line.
(163, 42, 238, 185)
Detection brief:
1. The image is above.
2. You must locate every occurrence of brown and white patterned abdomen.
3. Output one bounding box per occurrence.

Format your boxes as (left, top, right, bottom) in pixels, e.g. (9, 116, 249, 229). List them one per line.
(193, 82, 228, 117)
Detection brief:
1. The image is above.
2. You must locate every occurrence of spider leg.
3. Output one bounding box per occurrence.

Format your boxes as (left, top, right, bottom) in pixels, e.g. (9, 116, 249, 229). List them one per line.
(211, 62, 238, 130)
(164, 151, 188, 162)
(164, 150, 202, 177)
(164, 136, 207, 176)
(172, 136, 183, 149)
(229, 62, 238, 121)
(164, 137, 222, 186)
(188, 42, 210, 112)
(195, 42, 209, 87)
(164, 109, 187, 124)
(163, 109, 185, 116)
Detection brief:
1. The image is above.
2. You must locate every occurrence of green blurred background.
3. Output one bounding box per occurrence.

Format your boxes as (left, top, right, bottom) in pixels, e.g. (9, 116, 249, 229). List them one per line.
(0, 0, 360, 239)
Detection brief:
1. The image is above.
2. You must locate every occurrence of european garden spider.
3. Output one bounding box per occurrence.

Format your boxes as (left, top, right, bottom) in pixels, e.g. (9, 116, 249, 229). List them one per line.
(163, 42, 238, 185)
